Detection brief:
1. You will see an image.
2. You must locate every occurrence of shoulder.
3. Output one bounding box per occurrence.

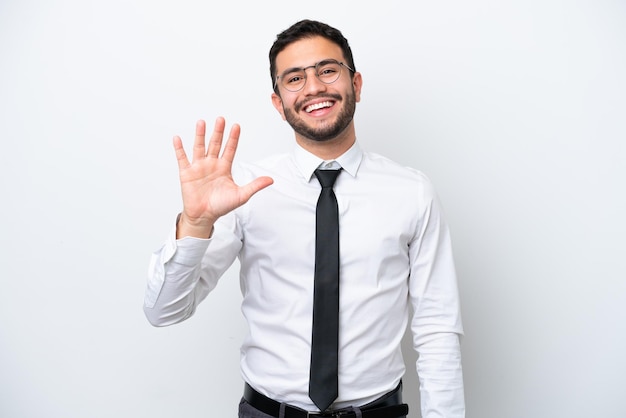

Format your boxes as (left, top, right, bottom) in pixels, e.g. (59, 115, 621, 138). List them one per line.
(360, 151, 437, 197)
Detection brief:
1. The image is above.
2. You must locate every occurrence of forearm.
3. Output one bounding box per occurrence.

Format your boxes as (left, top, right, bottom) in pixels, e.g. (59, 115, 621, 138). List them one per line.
(143, 233, 212, 326)
(143, 216, 241, 326)
(415, 332, 465, 418)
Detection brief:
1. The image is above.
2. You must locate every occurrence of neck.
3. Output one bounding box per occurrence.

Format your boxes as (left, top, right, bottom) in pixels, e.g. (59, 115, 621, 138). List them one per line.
(295, 124, 356, 160)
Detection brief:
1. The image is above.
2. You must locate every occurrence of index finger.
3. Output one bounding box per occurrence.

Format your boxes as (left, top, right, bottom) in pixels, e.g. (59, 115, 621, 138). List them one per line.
(220, 123, 241, 163)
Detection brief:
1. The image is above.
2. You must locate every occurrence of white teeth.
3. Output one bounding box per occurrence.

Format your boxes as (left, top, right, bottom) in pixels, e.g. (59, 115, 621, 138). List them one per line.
(305, 101, 333, 113)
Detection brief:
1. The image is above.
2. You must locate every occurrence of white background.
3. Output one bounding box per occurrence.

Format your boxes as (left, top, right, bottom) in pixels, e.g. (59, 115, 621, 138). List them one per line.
(1, 1, 624, 417)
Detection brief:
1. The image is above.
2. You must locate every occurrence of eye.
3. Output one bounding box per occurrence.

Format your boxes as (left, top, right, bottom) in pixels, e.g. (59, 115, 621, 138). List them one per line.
(318, 66, 338, 76)
(282, 69, 307, 88)
(286, 74, 304, 84)
(317, 63, 341, 82)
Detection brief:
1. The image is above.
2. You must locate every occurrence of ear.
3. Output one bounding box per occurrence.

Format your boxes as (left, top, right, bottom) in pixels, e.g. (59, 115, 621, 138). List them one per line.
(352, 72, 363, 102)
(271, 92, 287, 120)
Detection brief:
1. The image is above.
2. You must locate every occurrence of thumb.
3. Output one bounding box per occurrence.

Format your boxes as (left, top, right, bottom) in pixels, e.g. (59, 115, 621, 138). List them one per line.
(239, 176, 274, 203)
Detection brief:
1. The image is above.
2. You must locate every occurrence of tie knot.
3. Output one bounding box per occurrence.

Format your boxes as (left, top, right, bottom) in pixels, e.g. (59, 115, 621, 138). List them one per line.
(314, 168, 342, 189)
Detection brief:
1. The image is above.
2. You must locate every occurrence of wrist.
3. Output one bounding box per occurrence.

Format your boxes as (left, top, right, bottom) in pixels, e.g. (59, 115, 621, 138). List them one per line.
(176, 212, 215, 239)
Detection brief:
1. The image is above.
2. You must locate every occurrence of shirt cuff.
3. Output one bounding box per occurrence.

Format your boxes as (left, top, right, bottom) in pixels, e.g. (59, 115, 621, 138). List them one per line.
(172, 235, 211, 266)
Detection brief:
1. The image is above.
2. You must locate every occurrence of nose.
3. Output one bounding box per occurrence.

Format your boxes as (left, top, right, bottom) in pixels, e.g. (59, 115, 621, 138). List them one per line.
(302, 67, 327, 94)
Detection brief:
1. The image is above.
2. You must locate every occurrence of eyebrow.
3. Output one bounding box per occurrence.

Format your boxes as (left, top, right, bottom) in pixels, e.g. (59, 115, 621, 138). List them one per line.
(279, 59, 339, 75)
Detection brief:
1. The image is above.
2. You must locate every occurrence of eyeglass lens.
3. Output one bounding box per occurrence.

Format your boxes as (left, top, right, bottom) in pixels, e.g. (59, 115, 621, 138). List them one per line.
(279, 60, 344, 92)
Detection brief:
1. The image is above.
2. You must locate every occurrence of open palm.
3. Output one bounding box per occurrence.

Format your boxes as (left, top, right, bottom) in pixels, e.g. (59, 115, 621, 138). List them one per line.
(174, 118, 273, 238)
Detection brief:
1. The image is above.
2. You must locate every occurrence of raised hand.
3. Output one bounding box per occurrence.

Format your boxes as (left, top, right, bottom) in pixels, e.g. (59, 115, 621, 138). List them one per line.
(173, 117, 274, 238)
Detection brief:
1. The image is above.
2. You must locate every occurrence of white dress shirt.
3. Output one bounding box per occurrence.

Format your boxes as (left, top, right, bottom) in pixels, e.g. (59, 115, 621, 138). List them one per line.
(144, 141, 465, 417)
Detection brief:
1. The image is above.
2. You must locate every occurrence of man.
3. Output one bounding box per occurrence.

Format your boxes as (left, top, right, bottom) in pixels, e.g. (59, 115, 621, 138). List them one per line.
(144, 19, 465, 418)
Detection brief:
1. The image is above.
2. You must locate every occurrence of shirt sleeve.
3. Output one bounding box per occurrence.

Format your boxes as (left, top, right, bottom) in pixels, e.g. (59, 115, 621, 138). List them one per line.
(408, 180, 465, 417)
(143, 212, 242, 326)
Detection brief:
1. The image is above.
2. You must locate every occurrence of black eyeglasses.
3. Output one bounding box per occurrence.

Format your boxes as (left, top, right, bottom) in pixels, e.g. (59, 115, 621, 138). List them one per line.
(274, 59, 354, 92)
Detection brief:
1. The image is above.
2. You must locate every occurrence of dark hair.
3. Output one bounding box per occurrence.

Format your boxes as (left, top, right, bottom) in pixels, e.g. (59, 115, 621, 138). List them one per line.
(269, 19, 356, 93)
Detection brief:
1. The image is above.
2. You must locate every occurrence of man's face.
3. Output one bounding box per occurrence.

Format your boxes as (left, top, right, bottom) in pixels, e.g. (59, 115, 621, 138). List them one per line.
(271, 36, 362, 142)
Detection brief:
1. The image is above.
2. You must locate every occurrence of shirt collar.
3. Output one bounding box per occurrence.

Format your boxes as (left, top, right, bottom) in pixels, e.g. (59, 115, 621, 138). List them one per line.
(292, 141, 363, 182)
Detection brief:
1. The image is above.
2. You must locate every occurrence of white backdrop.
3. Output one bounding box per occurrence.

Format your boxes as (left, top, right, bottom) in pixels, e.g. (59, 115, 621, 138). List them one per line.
(1, 1, 624, 417)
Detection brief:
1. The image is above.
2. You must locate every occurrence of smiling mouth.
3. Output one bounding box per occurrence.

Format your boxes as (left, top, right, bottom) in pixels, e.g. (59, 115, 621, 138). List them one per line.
(304, 101, 334, 113)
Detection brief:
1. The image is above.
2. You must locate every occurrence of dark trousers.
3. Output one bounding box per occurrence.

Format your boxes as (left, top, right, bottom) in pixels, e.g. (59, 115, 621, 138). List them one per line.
(239, 398, 276, 418)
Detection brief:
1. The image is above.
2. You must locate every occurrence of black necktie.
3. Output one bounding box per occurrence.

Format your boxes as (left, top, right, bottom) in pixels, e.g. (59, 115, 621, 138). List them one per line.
(309, 168, 342, 412)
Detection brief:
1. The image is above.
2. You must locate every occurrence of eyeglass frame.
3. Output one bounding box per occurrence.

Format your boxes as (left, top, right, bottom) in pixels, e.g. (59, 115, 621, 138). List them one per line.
(273, 59, 355, 92)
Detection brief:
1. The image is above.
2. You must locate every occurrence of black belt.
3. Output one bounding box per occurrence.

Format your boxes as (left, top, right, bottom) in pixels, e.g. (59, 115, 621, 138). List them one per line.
(243, 382, 409, 418)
